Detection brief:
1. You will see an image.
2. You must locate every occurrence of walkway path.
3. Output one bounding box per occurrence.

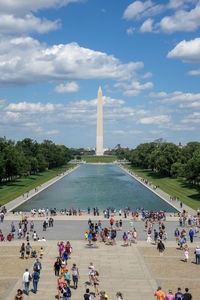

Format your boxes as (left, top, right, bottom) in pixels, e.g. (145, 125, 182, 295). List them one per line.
(5, 165, 79, 212)
(7, 241, 157, 300)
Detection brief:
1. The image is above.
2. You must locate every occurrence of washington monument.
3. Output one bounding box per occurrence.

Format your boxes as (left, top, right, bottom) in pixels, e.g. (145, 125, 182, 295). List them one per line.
(96, 87, 104, 156)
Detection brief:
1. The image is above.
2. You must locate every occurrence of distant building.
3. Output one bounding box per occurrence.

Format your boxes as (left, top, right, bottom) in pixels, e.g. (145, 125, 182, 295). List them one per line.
(178, 142, 183, 149)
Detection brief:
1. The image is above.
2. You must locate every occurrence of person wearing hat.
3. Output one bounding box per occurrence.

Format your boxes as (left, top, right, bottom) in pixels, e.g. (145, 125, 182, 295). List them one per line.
(175, 288, 184, 299)
(195, 245, 200, 264)
(154, 286, 165, 300)
(165, 289, 175, 300)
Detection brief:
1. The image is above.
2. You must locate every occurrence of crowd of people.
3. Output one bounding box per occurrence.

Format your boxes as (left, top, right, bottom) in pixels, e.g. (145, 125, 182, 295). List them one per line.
(154, 286, 192, 300)
(1, 204, 200, 299)
(55, 239, 123, 300)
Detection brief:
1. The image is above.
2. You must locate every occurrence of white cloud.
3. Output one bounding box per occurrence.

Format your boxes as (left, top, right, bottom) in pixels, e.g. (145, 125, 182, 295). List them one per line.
(123, 0, 163, 20)
(149, 91, 168, 98)
(0, 0, 84, 35)
(159, 3, 200, 33)
(0, 13, 60, 34)
(0, 0, 84, 15)
(0, 37, 144, 87)
(126, 27, 135, 35)
(123, 1, 153, 20)
(54, 81, 79, 93)
(114, 80, 153, 97)
(6, 102, 55, 112)
(171, 125, 195, 131)
(123, 0, 200, 34)
(140, 18, 154, 32)
(188, 69, 200, 75)
(181, 112, 200, 123)
(138, 115, 171, 125)
(150, 91, 200, 106)
(46, 130, 60, 135)
(167, 38, 200, 62)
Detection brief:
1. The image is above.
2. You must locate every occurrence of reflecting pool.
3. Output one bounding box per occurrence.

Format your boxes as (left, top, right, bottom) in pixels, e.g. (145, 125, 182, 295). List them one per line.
(16, 164, 177, 212)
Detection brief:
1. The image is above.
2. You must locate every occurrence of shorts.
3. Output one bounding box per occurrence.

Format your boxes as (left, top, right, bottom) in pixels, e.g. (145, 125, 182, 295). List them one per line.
(94, 282, 99, 286)
(72, 275, 78, 282)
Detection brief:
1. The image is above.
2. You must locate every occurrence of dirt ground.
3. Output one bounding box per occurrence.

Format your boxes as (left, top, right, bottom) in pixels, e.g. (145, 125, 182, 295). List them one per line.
(141, 246, 200, 299)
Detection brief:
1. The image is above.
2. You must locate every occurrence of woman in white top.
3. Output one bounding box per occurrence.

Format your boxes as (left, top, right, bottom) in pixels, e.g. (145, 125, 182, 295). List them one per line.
(88, 262, 95, 285)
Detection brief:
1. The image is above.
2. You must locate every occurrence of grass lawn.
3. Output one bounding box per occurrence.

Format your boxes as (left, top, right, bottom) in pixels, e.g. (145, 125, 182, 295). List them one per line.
(0, 164, 74, 206)
(124, 165, 200, 210)
(81, 155, 117, 163)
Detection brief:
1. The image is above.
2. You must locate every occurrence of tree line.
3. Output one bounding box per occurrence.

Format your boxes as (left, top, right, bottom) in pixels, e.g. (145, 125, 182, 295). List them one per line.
(126, 140, 200, 182)
(0, 137, 72, 182)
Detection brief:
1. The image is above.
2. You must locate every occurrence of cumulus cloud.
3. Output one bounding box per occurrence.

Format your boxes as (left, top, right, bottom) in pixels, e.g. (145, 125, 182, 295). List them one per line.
(0, 0, 84, 15)
(0, 37, 144, 87)
(123, 0, 163, 20)
(114, 80, 153, 97)
(149, 90, 200, 104)
(158, 3, 200, 33)
(140, 18, 154, 32)
(54, 81, 79, 93)
(167, 38, 200, 62)
(123, 0, 200, 34)
(0, 0, 84, 35)
(0, 13, 60, 34)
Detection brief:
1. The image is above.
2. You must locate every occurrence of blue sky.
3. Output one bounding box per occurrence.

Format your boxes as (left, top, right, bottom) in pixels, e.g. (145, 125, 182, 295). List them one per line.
(0, 0, 200, 148)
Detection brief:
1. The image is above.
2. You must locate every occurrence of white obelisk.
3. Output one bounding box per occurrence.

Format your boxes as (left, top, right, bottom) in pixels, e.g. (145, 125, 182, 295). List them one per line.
(96, 87, 104, 156)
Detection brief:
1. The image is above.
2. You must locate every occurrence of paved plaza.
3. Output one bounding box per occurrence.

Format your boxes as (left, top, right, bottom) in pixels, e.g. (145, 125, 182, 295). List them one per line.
(1, 216, 200, 299)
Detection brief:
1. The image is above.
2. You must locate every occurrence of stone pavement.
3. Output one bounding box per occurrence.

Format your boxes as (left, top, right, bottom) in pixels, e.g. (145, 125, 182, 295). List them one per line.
(6, 241, 157, 300)
(3, 219, 200, 241)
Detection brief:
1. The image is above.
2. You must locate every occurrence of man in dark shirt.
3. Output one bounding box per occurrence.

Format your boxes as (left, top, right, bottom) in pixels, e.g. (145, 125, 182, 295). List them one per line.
(84, 288, 91, 300)
(184, 288, 192, 300)
(175, 287, 184, 300)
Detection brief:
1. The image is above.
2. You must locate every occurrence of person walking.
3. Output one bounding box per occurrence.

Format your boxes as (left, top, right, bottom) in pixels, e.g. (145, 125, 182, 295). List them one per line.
(157, 240, 165, 256)
(22, 269, 31, 295)
(34, 258, 42, 274)
(84, 288, 91, 300)
(64, 268, 71, 287)
(184, 288, 192, 300)
(183, 245, 189, 262)
(71, 263, 79, 289)
(195, 245, 200, 264)
(154, 286, 165, 300)
(61, 282, 71, 300)
(57, 275, 65, 300)
(20, 243, 25, 259)
(189, 229, 194, 243)
(165, 289, 175, 300)
(54, 258, 61, 276)
(93, 271, 99, 297)
(88, 262, 95, 285)
(32, 269, 40, 294)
